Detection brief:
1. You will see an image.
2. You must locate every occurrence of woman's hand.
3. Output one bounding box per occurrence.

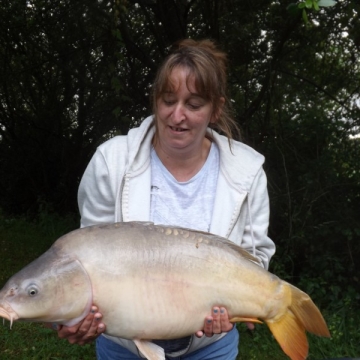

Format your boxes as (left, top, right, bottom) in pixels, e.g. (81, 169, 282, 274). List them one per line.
(195, 306, 234, 337)
(48, 306, 106, 345)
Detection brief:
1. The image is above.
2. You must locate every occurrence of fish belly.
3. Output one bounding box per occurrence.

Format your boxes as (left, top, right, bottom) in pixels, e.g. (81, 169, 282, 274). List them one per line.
(84, 248, 283, 340)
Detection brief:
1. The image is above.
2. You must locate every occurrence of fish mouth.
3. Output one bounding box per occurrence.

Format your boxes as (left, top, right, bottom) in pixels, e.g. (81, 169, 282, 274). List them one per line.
(0, 306, 19, 328)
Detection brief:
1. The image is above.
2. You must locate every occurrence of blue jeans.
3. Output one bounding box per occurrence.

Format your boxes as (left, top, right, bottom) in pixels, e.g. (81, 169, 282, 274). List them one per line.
(96, 327, 239, 360)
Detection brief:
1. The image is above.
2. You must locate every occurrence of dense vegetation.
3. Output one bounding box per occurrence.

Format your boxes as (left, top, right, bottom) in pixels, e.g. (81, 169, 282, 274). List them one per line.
(0, 0, 359, 358)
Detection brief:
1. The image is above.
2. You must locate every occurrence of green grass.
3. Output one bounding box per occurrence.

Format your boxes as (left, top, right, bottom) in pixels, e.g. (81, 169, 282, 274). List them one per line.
(1, 323, 95, 359)
(0, 214, 96, 359)
(237, 313, 360, 359)
(0, 214, 359, 359)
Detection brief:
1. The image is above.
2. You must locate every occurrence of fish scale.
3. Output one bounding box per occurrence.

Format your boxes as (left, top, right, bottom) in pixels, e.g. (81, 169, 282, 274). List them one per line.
(0, 221, 330, 360)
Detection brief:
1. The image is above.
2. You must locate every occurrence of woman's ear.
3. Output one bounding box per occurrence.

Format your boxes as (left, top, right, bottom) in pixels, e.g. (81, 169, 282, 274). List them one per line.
(210, 97, 225, 124)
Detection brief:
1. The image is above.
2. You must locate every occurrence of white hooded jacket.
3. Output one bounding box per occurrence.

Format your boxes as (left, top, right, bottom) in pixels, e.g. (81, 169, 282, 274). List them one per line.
(77, 115, 276, 356)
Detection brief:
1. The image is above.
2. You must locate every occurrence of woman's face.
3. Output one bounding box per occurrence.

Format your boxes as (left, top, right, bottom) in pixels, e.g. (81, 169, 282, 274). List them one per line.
(155, 67, 218, 155)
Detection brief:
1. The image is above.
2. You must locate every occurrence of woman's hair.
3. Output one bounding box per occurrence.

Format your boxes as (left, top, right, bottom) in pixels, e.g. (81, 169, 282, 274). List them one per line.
(151, 39, 240, 141)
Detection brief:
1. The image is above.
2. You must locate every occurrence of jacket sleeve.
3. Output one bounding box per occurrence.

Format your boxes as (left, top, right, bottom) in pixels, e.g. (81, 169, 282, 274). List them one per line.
(242, 168, 276, 270)
(77, 137, 127, 228)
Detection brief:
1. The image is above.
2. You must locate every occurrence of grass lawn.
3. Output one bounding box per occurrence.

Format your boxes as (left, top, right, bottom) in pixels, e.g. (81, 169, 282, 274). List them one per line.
(1, 322, 95, 359)
(0, 214, 359, 359)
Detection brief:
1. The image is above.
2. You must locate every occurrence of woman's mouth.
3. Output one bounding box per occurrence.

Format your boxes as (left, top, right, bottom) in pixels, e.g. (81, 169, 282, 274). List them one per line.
(169, 126, 187, 132)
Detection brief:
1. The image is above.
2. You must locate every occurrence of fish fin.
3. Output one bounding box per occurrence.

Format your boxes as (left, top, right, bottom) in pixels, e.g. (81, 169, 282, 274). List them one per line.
(266, 283, 330, 360)
(133, 339, 165, 360)
(266, 310, 309, 360)
(229, 316, 262, 324)
(288, 284, 330, 337)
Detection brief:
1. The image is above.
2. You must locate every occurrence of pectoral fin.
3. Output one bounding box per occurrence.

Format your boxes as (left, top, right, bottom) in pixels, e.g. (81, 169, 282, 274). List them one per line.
(229, 317, 263, 324)
(133, 339, 165, 360)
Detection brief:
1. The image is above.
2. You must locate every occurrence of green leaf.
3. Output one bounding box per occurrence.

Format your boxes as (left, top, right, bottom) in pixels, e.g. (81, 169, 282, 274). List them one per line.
(317, 0, 337, 7)
(305, 0, 313, 8)
(287, 3, 301, 16)
(302, 8, 309, 23)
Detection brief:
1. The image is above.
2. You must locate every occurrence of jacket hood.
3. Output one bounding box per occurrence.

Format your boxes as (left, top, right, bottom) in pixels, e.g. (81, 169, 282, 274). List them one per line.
(211, 130, 265, 193)
(126, 116, 155, 174)
(126, 115, 265, 193)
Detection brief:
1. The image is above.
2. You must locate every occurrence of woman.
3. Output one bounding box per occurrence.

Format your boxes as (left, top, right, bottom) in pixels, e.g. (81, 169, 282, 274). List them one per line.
(56, 39, 275, 359)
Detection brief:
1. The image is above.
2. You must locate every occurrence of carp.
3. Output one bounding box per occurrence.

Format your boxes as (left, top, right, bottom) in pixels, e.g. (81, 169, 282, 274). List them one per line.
(0, 222, 330, 360)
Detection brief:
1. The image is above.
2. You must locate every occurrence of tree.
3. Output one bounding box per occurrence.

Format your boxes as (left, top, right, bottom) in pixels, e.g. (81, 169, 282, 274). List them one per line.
(0, 0, 359, 297)
(0, 0, 130, 213)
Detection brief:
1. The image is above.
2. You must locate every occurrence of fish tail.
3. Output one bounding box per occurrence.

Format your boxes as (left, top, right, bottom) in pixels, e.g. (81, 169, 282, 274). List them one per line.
(266, 284, 330, 360)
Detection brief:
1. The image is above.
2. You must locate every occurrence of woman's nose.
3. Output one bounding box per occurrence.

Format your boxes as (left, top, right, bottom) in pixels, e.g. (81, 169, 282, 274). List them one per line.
(172, 103, 186, 123)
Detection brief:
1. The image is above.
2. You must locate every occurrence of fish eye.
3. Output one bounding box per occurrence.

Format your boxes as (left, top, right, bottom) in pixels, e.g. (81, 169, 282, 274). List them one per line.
(27, 286, 38, 297)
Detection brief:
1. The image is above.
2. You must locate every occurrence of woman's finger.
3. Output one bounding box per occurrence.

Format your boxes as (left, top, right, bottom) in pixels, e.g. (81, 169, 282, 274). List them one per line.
(210, 307, 221, 334)
(57, 306, 105, 344)
(220, 307, 233, 332)
(203, 315, 214, 337)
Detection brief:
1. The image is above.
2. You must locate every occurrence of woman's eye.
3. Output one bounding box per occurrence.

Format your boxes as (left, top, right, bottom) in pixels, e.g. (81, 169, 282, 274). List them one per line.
(162, 98, 175, 106)
(188, 103, 201, 110)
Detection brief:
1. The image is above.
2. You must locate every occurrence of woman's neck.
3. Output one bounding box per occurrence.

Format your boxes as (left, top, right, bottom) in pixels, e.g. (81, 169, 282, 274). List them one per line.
(153, 137, 212, 182)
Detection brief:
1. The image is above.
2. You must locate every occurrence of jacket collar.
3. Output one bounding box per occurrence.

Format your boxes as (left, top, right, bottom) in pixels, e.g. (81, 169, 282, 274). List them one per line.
(126, 115, 265, 193)
(210, 130, 265, 193)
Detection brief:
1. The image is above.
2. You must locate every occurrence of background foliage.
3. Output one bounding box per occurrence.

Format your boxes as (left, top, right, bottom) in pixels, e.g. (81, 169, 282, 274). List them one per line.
(0, 0, 359, 357)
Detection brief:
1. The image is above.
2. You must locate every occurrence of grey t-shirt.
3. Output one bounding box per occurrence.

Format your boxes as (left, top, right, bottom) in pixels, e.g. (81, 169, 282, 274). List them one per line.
(150, 143, 219, 232)
(149, 143, 220, 354)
